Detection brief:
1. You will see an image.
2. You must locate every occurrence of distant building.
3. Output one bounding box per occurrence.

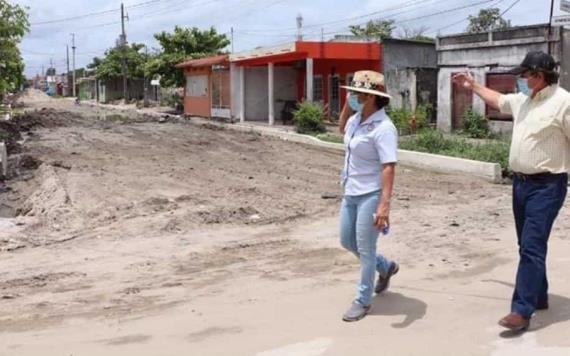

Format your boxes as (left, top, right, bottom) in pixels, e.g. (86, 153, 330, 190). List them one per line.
(436, 24, 570, 135)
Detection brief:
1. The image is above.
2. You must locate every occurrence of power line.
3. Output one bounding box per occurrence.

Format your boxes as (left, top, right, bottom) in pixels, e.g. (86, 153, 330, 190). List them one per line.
(500, 0, 521, 16)
(239, 0, 449, 34)
(30, 0, 165, 26)
(429, 0, 509, 35)
(316, 0, 498, 38)
(233, 0, 455, 39)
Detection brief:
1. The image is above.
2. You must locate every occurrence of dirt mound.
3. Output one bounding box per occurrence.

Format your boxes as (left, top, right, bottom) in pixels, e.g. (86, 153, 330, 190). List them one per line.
(13, 108, 77, 130)
(0, 109, 78, 154)
(0, 121, 22, 154)
(18, 164, 76, 232)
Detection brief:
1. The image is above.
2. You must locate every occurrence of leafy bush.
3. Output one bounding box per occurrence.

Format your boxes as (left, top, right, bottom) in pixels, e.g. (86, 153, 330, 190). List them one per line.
(293, 101, 327, 135)
(386, 104, 432, 135)
(400, 129, 511, 175)
(462, 108, 491, 139)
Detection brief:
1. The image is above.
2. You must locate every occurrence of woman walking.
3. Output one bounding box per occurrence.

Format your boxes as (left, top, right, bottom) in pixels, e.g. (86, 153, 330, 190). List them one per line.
(338, 70, 399, 322)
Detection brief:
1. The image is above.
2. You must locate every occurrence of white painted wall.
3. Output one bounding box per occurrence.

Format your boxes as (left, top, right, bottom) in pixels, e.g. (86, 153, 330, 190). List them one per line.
(234, 66, 297, 122)
(437, 68, 454, 132)
(244, 67, 269, 121)
(230, 63, 240, 119)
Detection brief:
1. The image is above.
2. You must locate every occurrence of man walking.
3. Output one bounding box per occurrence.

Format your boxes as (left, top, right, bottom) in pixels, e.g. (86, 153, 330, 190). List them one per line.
(453, 51, 570, 332)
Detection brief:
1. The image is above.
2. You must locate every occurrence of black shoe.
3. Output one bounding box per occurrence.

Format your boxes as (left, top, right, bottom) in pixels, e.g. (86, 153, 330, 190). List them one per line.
(375, 262, 399, 294)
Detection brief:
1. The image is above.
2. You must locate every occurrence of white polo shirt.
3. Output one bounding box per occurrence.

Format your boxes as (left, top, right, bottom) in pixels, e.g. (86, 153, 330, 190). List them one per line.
(341, 109, 398, 196)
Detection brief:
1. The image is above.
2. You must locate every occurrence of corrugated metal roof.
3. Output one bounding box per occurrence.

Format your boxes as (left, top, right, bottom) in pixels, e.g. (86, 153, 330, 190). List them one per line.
(176, 54, 229, 68)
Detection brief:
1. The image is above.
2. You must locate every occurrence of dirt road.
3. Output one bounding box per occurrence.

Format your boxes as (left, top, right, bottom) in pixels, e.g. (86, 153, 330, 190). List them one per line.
(1, 92, 570, 355)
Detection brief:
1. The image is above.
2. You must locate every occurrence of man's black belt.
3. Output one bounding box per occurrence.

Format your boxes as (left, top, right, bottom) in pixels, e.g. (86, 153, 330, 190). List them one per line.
(512, 171, 568, 181)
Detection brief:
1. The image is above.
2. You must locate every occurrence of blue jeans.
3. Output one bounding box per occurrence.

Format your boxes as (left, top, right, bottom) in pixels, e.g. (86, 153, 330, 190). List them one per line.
(340, 190, 392, 306)
(511, 173, 567, 318)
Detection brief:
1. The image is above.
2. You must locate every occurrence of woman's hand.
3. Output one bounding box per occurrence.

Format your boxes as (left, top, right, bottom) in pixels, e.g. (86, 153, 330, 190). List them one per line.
(374, 201, 390, 231)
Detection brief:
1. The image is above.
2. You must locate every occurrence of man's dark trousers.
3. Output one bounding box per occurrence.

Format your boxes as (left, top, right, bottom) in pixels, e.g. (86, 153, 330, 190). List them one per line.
(511, 173, 568, 318)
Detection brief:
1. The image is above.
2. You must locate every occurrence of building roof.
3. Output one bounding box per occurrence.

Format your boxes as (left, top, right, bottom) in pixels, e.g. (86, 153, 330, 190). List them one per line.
(230, 41, 381, 66)
(176, 54, 229, 69)
(381, 38, 435, 46)
(437, 23, 550, 40)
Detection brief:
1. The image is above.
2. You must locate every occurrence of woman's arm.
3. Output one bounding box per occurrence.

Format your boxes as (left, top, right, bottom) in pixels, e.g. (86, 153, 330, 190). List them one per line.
(339, 94, 353, 134)
(375, 163, 395, 230)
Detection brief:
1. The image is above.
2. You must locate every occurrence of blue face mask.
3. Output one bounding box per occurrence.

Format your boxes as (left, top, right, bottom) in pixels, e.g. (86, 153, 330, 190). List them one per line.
(517, 78, 532, 96)
(348, 94, 363, 113)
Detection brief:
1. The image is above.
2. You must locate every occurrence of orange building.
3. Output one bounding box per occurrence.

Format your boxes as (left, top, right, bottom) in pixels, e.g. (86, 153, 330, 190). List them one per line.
(176, 54, 231, 119)
(177, 41, 381, 123)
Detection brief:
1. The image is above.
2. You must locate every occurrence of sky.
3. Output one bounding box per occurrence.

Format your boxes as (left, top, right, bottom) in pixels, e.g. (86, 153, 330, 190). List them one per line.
(13, 0, 564, 78)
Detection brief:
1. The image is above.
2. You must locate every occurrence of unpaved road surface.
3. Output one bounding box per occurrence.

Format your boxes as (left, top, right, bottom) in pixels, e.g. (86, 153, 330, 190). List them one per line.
(1, 92, 570, 355)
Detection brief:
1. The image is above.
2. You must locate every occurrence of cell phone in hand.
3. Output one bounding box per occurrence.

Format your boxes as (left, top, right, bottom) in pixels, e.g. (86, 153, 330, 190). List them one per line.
(373, 214, 390, 235)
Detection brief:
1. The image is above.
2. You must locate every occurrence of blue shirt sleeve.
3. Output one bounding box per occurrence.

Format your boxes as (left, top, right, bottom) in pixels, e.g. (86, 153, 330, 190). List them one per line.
(375, 123, 398, 164)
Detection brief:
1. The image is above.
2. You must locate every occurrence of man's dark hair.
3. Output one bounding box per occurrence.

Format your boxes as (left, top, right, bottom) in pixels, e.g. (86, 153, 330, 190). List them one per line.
(531, 70, 559, 85)
(543, 71, 559, 85)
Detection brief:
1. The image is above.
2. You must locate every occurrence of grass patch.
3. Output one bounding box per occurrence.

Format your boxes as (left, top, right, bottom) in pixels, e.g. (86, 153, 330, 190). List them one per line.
(315, 133, 343, 144)
(399, 129, 510, 175)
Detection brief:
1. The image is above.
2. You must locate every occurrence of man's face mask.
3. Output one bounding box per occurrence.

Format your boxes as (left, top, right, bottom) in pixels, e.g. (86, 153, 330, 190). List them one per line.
(517, 78, 531, 96)
(348, 93, 364, 112)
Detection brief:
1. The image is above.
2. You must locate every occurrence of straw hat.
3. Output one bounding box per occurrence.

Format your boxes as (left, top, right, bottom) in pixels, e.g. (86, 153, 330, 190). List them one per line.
(341, 70, 391, 98)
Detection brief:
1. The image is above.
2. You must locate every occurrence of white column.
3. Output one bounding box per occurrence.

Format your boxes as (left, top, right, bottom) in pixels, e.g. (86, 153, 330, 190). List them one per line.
(268, 62, 275, 125)
(306, 58, 314, 102)
(239, 66, 245, 123)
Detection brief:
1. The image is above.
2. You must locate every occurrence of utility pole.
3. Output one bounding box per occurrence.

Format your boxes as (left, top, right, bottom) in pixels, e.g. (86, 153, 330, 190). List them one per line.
(66, 45, 70, 96)
(144, 45, 149, 107)
(231, 27, 234, 53)
(71, 33, 76, 97)
(121, 3, 129, 103)
(321, 28, 324, 42)
(548, 0, 555, 55)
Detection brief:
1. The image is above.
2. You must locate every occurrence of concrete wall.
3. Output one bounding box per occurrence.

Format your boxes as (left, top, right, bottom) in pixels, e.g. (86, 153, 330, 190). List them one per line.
(183, 68, 211, 117)
(561, 29, 570, 90)
(233, 66, 301, 123)
(438, 43, 551, 67)
(100, 78, 145, 103)
(382, 40, 437, 72)
(385, 69, 416, 111)
(244, 67, 268, 121)
(488, 120, 513, 137)
(436, 25, 565, 134)
(273, 67, 297, 122)
(437, 67, 486, 132)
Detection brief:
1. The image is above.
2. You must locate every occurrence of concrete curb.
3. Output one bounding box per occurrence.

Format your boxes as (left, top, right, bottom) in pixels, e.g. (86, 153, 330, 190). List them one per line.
(191, 119, 503, 183)
(0, 142, 7, 177)
(398, 149, 502, 183)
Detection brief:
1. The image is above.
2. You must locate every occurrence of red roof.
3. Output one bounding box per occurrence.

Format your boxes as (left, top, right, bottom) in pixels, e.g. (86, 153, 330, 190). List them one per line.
(231, 41, 381, 67)
(176, 54, 229, 68)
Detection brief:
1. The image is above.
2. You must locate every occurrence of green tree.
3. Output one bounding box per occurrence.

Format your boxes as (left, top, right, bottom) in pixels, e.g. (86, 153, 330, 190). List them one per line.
(93, 43, 147, 81)
(349, 19, 395, 40)
(398, 26, 435, 43)
(0, 1, 29, 96)
(466, 8, 511, 34)
(146, 26, 230, 87)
